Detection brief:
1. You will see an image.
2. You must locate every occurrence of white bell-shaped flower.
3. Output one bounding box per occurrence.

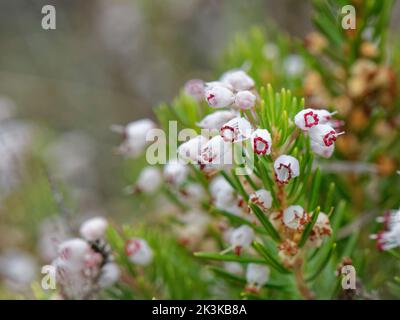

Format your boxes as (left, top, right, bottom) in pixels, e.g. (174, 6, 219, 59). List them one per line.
(283, 205, 309, 230)
(234, 90, 256, 109)
(57, 238, 90, 267)
(178, 135, 208, 163)
(251, 129, 272, 155)
(294, 108, 320, 130)
(283, 54, 304, 77)
(220, 117, 253, 143)
(125, 238, 153, 266)
(273, 155, 300, 184)
(311, 140, 334, 158)
(314, 109, 337, 124)
(229, 225, 254, 255)
(220, 70, 255, 91)
(246, 263, 270, 292)
(136, 166, 163, 193)
(79, 217, 108, 242)
(114, 119, 156, 158)
(164, 159, 189, 186)
(198, 135, 233, 173)
(204, 82, 235, 108)
(196, 110, 237, 130)
(249, 189, 272, 211)
(373, 225, 400, 251)
(224, 262, 244, 275)
(309, 124, 344, 147)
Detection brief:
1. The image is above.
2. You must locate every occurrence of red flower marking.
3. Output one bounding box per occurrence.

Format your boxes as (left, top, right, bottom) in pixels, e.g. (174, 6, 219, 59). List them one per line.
(275, 163, 292, 184)
(253, 136, 269, 155)
(234, 246, 242, 256)
(376, 231, 385, 251)
(304, 111, 319, 128)
(206, 93, 215, 103)
(125, 239, 141, 256)
(323, 130, 337, 146)
(220, 125, 236, 142)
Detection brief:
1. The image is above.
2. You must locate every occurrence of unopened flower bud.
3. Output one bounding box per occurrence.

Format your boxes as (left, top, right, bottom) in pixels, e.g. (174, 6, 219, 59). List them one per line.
(224, 262, 244, 275)
(80, 217, 108, 242)
(273, 155, 300, 184)
(234, 90, 256, 109)
(196, 110, 237, 130)
(229, 225, 254, 255)
(246, 263, 270, 292)
(283, 205, 309, 230)
(184, 79, 205, 101)
(125, 238, 153, 266)
(204, 82, 235, 108)
(136, 166, 162, 193)
(249, 189, 272, 211)
(220, 70, 255, 91)
(251, 129, 272, 155)
(220, 117, 252, 143)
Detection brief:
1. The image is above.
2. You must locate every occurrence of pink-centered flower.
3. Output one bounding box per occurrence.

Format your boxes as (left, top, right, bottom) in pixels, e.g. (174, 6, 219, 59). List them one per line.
(273, 155, 300, 184)
(309, 124, 344, 147)
(220, 117, 252, 143)
(125, 238, 153, 266)
(251, 129, 272, 155)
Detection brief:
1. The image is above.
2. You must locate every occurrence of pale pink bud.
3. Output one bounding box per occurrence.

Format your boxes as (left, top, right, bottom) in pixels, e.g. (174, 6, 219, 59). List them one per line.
(246, 263, 270, 292)
(220, 117, 253, 143)
(309, 124, 344, 147)
(294, 108, 320, 130)
(125, 238, 153, 266)
(249, 189, 272, 211)
(273, 155, 300, 184)
(184, 79, 205, 101)
(284, 54, 304, 77)
(283, 205, 308, 230)
(58, 239, 90, 266)
(178, 135, 208, 163)
(204, 82, 235, 108)
(164, 160, 189, 186)
(136, 167, 162, 193)
(220, 70, 255, 91)
(234, 90, 256, 109)
(251, 129, 272, 155)
(196, 110, 237, 130)
(311, 141, 334, 158)
(79, 217, 108, 241)
(229, 225, 254, 255)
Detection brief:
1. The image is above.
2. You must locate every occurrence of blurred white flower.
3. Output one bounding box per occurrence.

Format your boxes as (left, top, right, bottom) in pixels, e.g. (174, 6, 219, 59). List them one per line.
(309, 124, 344, 147)
(135, 166, 163, 193)
(311, 140, 334, 158)
(224, 262, 244, 275)
(164, 159, 189, 186)
(125, 238, 153, 266)
(184, 79, 205, 101)
(79, 217, 108, 242)
(178, 135, 208, 163)
(229, 225, 254, 255)
(198, 135, 233, 173)
(98, 262, 120, 288)
(246, 263, 269, 292)
(283, 54, 305, 77)
(220, 70, 255, 91)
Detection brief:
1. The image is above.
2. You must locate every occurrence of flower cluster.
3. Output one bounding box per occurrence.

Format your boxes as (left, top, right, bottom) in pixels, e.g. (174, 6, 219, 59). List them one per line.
(51, 216, 156, 299)
(371, 209, 400, 251)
